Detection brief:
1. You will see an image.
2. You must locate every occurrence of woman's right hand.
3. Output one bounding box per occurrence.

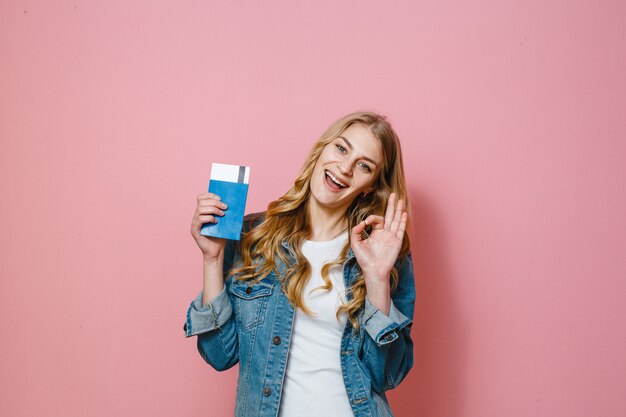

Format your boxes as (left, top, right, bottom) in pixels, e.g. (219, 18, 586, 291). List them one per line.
(190, 192, 229, 260)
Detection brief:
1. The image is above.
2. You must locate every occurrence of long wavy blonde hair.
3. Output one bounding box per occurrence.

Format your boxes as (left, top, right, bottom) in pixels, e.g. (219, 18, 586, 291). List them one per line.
(230, 111, 411, 330)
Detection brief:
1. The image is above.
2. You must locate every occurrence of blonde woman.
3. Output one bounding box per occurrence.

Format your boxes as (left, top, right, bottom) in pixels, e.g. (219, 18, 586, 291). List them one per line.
(185, 111, 415, 417)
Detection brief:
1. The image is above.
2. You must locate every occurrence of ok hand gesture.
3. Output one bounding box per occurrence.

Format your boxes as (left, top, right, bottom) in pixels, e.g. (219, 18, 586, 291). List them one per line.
(350, 193, 407, 314)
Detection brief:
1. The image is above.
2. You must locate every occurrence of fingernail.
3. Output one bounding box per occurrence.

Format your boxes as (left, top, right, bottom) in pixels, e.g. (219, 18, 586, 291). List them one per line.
(222, 203, 228, 209)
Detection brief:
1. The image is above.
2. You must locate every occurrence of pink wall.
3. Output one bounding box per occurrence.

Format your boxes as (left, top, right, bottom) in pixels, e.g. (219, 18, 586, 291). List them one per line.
(1, 1, 625, 416)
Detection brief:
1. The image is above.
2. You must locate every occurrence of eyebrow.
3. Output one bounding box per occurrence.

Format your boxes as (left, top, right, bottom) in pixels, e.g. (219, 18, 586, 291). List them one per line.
(338, 136, 379, 167)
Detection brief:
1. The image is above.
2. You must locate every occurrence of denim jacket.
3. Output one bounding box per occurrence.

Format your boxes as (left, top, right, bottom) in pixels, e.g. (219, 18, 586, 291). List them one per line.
(184, 213, 415, 417)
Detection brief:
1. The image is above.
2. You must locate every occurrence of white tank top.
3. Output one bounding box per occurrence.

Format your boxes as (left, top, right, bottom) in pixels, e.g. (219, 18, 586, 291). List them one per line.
(278, 231, 354, 417)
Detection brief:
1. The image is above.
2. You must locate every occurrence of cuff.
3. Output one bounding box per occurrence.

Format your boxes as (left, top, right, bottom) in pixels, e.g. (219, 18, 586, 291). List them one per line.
(184, 286, 233, 337)
(363, 298, 412, 346)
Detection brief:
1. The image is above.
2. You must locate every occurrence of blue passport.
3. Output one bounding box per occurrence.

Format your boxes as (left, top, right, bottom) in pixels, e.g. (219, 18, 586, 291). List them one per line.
(201, 163, 250, 241)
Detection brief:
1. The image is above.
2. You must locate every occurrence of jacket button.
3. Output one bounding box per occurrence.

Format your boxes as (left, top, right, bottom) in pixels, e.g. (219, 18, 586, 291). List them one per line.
(272, 336, 281, 345)
(263, 387, 271, 396)
(245, 287, 252, 294)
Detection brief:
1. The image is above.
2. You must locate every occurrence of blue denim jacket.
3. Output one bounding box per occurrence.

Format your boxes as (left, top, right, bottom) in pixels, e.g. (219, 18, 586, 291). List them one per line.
(184, 213, 415, 417)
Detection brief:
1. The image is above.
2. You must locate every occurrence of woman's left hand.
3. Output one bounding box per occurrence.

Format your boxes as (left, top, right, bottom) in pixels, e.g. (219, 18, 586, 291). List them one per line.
(351, 193, 407, 314)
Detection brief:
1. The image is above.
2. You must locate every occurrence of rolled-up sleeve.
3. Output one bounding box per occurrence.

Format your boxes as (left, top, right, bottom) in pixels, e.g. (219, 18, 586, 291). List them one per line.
(184, 286, 233, 337)
(363, 298, 412, 346)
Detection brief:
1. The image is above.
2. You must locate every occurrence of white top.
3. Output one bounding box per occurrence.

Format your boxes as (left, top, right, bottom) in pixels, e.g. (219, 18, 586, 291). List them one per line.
(278, 231, 354, 417)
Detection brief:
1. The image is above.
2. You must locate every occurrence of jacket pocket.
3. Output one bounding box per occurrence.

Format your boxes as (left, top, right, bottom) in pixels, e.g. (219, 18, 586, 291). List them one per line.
(229, 280, 274, 331)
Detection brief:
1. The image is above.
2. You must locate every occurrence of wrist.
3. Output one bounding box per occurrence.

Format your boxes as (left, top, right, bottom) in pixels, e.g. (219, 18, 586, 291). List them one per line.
(362, 269, 391, 285)
(202, 252, 224, 266)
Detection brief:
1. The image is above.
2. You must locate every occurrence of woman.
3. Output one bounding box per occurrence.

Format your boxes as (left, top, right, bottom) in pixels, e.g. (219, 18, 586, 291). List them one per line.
(184, 111, 415, 417)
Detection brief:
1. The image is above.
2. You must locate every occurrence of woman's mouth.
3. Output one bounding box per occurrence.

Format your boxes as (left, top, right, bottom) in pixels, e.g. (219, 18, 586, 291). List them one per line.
(325, 170, 348, 190)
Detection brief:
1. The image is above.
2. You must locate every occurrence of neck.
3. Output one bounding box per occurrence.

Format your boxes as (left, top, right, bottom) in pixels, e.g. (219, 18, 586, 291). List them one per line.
(307, 199, 348, 241)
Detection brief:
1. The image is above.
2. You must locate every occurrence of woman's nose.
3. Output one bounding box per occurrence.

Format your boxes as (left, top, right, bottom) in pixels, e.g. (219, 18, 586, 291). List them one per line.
(337, 159, 353, 176)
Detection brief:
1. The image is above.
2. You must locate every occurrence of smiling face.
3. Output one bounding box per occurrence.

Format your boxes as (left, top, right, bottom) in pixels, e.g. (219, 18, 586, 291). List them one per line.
(308, 123, 384, 214)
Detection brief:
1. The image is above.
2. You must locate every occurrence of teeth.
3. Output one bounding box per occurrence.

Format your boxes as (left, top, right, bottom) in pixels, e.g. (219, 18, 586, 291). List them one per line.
(326, 171, 347, 188)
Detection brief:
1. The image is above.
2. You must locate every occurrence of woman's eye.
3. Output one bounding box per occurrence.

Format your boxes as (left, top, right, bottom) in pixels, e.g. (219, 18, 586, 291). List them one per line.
(335, 144, 347, 154)
(359, 162, 372, 173)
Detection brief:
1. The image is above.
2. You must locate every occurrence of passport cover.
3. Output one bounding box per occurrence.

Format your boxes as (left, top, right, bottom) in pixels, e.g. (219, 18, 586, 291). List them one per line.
(200, 163, 250, 241)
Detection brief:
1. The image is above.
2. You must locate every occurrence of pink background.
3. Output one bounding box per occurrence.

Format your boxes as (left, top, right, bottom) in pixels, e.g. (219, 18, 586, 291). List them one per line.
(1, 1, 625, 416)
